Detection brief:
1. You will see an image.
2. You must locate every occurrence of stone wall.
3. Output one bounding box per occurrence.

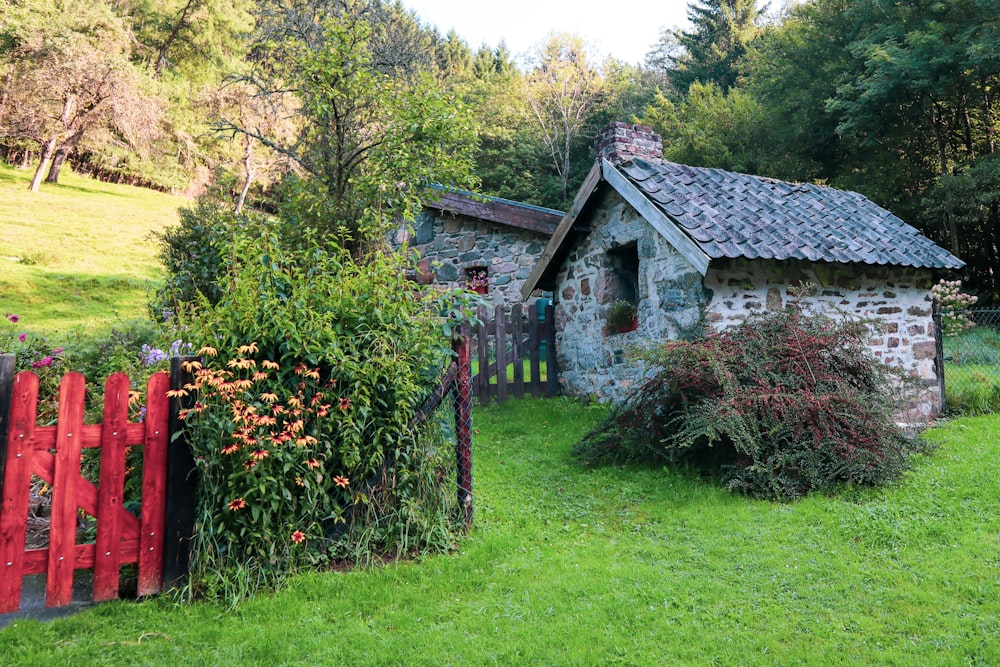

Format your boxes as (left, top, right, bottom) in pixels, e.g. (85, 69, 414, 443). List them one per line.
(553, 189, 709, 402)
(704, 258, 941, 422)
(553, 191, 943, 421)
(395, 209, 550, 307)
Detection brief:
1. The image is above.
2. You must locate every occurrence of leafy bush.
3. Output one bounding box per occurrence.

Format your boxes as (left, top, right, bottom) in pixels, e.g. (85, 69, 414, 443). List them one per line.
(151, 190, 267, 314)
(931, 279, 978, 336)
(1, 312, 66, 423)
(575, 308, 928, 500)
(173, 234, 466, 601)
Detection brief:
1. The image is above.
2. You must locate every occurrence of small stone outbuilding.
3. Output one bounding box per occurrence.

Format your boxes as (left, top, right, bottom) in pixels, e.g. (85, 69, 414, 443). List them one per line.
(396, 187, 562, 307)
(521, 123, 965, 421)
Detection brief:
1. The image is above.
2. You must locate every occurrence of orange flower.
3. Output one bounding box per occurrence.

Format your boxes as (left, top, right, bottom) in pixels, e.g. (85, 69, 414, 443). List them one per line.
(295, 476, 304, 487)
(228, 498, 247, 511)
(165, 388, 189, 399)
(250, 449, 270, 461)
(243, 459, 257, 472)
(291, 530, 306, 544)
(198, 345, 218, 357)
(221, 443, 240, 455)
(296, 435, 318, 447)
(252, 371, 268, 382)
(237, 342, 259, 355)
(181, 360, 203, 373)
(339, 397, 351, 411)
(333, 475, 349, 488)
(259, 392, 279, 403)
(304, 368, 320, 380)
(261, 360, 280, 370)
(305, 458, 321, 470)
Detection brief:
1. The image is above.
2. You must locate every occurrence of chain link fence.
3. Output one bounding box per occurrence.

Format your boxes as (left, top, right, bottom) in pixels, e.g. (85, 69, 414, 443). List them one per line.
(410, 333, 473, 527)
(942, 308, 1000, 414)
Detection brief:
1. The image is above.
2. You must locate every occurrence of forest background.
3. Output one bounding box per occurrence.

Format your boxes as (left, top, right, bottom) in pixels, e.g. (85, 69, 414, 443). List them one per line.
(2, 0, 998, 301)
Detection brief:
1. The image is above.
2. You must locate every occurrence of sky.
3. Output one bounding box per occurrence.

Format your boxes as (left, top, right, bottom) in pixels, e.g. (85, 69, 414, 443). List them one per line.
(401, 0, 694, 66)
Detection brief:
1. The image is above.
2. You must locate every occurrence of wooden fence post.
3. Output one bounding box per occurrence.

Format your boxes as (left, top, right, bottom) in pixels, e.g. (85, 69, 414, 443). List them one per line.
(545, 303, 559, 397)
(0, 354, 15, 500)
(162, 356, 198, 588)
(453, 332, 473, 526)
(932, 298, 946, 413)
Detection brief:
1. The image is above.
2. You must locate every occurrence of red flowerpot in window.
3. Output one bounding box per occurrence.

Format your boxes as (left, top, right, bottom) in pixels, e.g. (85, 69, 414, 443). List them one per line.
(615, 315, 639, 334)
(473, 285, 488, 295)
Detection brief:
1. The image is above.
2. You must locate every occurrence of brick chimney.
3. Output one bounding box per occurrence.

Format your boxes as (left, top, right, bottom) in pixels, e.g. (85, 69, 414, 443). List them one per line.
(595, 122, 663, 163)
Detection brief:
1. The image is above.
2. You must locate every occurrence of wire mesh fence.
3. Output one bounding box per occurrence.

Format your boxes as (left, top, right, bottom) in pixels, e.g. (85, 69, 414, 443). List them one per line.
(942, 308, 1000, 415)
(409, 333, 473, 527)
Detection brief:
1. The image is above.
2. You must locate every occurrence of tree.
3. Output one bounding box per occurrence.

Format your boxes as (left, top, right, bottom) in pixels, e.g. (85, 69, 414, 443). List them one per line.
(666, 0, 765, 93)
(125, 0, 255, 80)
(744, 0, 1000, 298)
(640, 81, 765, 173)
(0, 0, 162, 191)
(523, 32, 607, 205)
(218, 0, 477, 253)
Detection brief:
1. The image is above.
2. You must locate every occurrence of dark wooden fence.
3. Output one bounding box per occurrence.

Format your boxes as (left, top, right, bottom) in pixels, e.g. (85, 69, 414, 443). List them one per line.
(472, 301, 558, 405)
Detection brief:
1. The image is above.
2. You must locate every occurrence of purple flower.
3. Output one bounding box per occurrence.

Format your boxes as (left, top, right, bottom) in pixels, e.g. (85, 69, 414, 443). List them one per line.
(32, 356, 53, 368)
(5, 313, 19, 323)
(52, 347, 63, 355)
(141, 344, 168, 366)
(18, 333, 26, 343)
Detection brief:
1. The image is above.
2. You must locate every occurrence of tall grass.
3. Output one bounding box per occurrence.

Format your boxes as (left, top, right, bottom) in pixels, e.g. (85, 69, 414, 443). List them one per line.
(1, 399, 997, 665)
(0, 164, 181, 334)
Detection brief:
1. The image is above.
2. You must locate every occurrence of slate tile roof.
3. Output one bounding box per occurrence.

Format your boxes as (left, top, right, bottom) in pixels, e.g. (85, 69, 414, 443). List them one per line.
(619, 158, 964, 270)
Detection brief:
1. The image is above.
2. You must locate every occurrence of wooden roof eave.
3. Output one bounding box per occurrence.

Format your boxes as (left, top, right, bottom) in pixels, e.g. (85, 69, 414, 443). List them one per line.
(520, 161, 605, 299)
(600, 159, 711, 276)
(423, 190, 563, 235)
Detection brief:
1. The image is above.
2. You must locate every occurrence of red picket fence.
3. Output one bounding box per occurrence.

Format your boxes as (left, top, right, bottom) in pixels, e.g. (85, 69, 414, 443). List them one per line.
(0, 365, 171, 613)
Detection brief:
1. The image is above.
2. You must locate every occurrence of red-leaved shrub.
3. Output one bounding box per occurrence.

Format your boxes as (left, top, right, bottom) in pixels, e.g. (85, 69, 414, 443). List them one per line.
(574, 307, 930, 499)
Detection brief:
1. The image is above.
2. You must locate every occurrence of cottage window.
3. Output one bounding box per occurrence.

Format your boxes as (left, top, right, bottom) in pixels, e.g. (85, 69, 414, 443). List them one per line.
(606, 242, 639, 305)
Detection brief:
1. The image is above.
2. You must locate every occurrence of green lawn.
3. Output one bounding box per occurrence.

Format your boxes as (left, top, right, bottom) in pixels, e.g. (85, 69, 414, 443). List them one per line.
(2, 398, 998, 665)
(0, 164, 181, 335)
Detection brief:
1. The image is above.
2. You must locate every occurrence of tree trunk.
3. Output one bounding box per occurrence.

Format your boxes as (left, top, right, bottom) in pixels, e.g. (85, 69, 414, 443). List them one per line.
(235, 135, 255, 215)
(45, 131, 84, 184)
(29, 137, 58, 192)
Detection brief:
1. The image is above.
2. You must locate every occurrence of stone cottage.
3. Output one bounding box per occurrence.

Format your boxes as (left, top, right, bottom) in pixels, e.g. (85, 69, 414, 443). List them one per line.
(396, 187, 562, 307)
(521, 122, 964, 420)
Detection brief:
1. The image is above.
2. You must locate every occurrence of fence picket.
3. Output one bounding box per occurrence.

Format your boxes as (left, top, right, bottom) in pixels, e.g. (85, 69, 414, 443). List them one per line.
(511, 303, 525, 399)
(94, 373, 130, 602)
(0, 371, 39, 613)
(47, 372, 87, 608)
(494, 305, 508, 404)
(138, 371, 170, 597)
(476, 305, 490, 406)
(469, 301, 558, 405)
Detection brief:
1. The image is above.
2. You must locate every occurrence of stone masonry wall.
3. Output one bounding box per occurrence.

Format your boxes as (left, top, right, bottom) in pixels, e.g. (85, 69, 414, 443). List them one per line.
(554, 192, 943, 421)
(704, 258, 941, 422)
(395, 209, 550, 307)
(554, 189, 709, 402)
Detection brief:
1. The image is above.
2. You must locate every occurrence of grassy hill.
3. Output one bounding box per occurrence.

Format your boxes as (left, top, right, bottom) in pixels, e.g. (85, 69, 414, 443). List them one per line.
(0, 164, 182, 336)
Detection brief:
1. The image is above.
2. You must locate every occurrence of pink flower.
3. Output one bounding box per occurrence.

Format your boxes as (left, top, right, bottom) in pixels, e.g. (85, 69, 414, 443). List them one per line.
(31, 356, 53, 368)
(17, 333, 26, 343)
(5, 313, 19, 323)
